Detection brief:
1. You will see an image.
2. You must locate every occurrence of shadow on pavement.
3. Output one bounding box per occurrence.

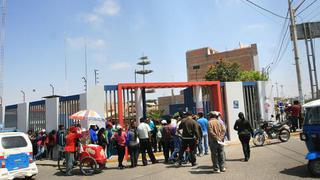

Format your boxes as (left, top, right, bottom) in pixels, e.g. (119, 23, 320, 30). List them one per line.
(189, 170, 213, 175)
(251, 141, 282, 149)
(225, 158, 243, 162)
(279, 165, 312, 178)
(192, 165, 212, 170)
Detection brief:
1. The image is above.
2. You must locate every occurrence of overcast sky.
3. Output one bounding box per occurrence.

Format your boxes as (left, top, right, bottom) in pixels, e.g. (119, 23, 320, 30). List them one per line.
(4, 0, 320, 105)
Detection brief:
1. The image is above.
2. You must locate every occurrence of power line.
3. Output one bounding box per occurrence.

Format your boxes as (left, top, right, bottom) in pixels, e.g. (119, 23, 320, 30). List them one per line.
(297, 0, 319, 16)
(244, 0, 289, 19)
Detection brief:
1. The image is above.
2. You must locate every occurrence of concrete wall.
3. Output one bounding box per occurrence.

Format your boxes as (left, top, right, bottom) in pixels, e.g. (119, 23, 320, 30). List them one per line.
(45, 98, 59, 132)
(17, 103, 28, 132)
(225, 82, 246, 141)
(257, 81, 275, 121)
(80, 86, 105, 129)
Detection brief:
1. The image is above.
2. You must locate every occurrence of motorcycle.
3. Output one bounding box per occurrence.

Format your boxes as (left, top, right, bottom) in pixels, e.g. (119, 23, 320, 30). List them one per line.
(253, 120, 291, 146)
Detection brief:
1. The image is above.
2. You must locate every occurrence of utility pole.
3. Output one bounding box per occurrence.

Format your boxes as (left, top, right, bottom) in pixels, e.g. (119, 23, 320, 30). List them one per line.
(288, 0, 304, 103)
(20, 90, 25, 103)
(94, 69, 99, 85)
(50, 84, 54, 95)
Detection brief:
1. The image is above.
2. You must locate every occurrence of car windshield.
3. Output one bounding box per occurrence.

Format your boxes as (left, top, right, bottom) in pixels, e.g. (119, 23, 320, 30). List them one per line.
(305, 107, 320, 125)
(1, 136, 27, 149)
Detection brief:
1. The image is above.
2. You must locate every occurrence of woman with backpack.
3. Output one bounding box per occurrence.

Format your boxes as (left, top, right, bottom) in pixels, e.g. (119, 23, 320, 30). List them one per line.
(126, 121, 140, 168)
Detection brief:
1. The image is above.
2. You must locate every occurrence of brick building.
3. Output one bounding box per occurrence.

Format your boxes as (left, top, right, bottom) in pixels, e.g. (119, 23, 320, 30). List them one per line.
(158, 94, 184, 115)
(186, 44, 259, 81)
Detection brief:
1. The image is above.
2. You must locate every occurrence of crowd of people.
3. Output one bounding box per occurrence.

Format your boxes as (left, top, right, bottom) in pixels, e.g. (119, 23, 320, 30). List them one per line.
(27, 111, 254, 176)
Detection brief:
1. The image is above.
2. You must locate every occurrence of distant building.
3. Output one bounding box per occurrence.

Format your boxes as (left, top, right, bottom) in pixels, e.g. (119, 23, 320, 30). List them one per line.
(186, 43, 259, 81)
(158, 94, 184, 115)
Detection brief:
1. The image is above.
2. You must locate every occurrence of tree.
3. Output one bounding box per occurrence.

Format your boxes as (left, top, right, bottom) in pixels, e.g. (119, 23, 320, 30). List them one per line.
(239, 71, 268, 81)
(205, 61, 241, 82)
(147, 109, 164, 121)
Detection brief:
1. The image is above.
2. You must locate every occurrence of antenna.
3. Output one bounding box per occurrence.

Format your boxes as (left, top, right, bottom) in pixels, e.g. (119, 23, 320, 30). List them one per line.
(0, 0, 6, 105)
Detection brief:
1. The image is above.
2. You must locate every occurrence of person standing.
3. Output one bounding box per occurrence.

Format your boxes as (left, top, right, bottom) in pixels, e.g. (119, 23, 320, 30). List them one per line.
(105, 123, 113, 159)
(290, 100, 302, 132)
(197, 112, 208, 155)
(89, 125, 99, 144)
(177, 112, 200, 166)
(147, 118, 158, 152)
(98, 128, 108, 152)
(64, 126, 82, 176)
(137, 117, 158, 166)
(234, 112, 253, 162)
(113, 126, 127, 169)
(208, 111, 226, 173)
(126, 121, 140, 168)
(161, 119, 175, 163)
(57, 125, 66, 159)
(46, 130, 57, 160)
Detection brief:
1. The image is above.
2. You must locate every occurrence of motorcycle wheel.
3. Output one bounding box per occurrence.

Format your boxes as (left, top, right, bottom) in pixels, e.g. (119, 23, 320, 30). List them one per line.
(279, 129, 290, 142)
(308, 159, 320, 177)
(253, 132, 265, 146)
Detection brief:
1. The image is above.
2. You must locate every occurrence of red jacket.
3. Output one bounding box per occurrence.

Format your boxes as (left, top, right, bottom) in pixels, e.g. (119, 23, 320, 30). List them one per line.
(65, 129, 82, 153)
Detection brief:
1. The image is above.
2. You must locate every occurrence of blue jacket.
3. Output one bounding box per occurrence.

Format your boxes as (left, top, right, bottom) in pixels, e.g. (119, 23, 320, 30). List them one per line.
(90, 128, 98, 143)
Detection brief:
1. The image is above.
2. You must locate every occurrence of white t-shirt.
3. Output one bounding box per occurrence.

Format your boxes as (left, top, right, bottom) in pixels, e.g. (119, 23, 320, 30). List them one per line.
(137, 122, 151, 139)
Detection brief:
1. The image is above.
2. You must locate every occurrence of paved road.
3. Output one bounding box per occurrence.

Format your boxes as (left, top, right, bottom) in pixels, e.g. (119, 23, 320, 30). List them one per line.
(33, 137, 317, 180)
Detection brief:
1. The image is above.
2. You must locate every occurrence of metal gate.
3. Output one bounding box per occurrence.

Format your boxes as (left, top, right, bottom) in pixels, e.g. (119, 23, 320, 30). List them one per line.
(4, 105, 17, 128)
(59, 95, 80, 129)
(29, 100, 46, 132)
(105, 85, 136, 124)
(243, 82, 260, 129)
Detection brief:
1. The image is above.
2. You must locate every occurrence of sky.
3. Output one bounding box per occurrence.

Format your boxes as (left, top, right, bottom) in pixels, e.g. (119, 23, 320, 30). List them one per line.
(3, 0, 320, 105)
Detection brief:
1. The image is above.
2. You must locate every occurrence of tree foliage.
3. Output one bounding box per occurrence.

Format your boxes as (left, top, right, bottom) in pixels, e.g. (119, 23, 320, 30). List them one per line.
(205, 61, 240, 82)
(147, 109, 164, 120)
(205, 61, 268, 82)
(239, 71, 268, 81)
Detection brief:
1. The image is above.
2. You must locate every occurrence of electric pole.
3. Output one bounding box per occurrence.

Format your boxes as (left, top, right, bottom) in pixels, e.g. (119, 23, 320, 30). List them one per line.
(275, 82, 279, 98)
(288, 0, 304, 103)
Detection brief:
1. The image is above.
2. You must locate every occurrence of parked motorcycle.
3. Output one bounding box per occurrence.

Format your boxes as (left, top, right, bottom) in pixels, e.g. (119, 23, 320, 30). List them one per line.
(253, 121, 291, 146)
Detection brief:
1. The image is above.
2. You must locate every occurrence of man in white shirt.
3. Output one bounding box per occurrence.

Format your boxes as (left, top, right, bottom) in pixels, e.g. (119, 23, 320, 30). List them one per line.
(137, 117, 158, 166)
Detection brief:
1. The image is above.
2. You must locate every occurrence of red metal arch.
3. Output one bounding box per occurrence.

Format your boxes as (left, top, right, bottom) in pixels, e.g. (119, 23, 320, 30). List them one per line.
(117, 81, 222, 126)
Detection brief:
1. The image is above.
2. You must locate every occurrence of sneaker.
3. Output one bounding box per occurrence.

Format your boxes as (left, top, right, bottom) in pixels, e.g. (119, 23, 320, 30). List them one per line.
(220, 168, 226, 172)
(191, 162, 198, 167)
(213, 169, 221, 173)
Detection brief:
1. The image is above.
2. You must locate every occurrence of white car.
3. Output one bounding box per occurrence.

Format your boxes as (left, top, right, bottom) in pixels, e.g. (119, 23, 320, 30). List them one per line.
(0, 131, 38, 180)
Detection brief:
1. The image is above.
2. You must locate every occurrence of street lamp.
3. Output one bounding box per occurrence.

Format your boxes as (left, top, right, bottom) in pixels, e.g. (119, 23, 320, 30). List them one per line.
(50, 84, 55, 96)
(82, 77, 87, 92)
(20, 90, 25, 103)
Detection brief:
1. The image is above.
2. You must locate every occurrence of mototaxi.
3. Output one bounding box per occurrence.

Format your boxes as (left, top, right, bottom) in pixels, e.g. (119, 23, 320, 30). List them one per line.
(300, 99, 320, 177)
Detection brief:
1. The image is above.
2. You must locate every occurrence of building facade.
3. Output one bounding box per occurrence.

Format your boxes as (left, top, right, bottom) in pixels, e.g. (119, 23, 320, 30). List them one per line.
(186, 44, 259, 81)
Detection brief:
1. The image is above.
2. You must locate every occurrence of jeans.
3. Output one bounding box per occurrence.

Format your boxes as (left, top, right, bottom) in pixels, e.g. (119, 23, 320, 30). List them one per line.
(65, 152, 75, 174)
(139, 138, 157, 165)
(239, 134, 251, 160)
(106, 142, 113, 159)
(197, 136, 203, 155)
(117, 145, 125, 167)
(47, 145, 54, 159)
(178, 138, 197, 164)
(169, 136, 181, 161)
(202, 133, 209, 154)
(128, 145, 139, 167)
(162, 139, 174, 162)
(35, 146, 45, 159)
(209, 140, 225, 171)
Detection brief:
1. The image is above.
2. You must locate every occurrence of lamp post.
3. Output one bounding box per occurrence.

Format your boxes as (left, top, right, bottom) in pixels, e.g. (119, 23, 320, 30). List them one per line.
(50, 84, 54, 96)
(82, 77, 87, 92)
(20, 90, 25, 103)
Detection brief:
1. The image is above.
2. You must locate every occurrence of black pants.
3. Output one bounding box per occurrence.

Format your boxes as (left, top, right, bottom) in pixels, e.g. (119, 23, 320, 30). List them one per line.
(151, 133, 157, 152)
(239, 134, 251, 160)
(139, 139, 157, 165)
(178, 139, 197, 164)
(117, 145, 125, 167)
(47, 145, 54, 159)
(162, 140, 174, 162)
(128, 145, 139, 167)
